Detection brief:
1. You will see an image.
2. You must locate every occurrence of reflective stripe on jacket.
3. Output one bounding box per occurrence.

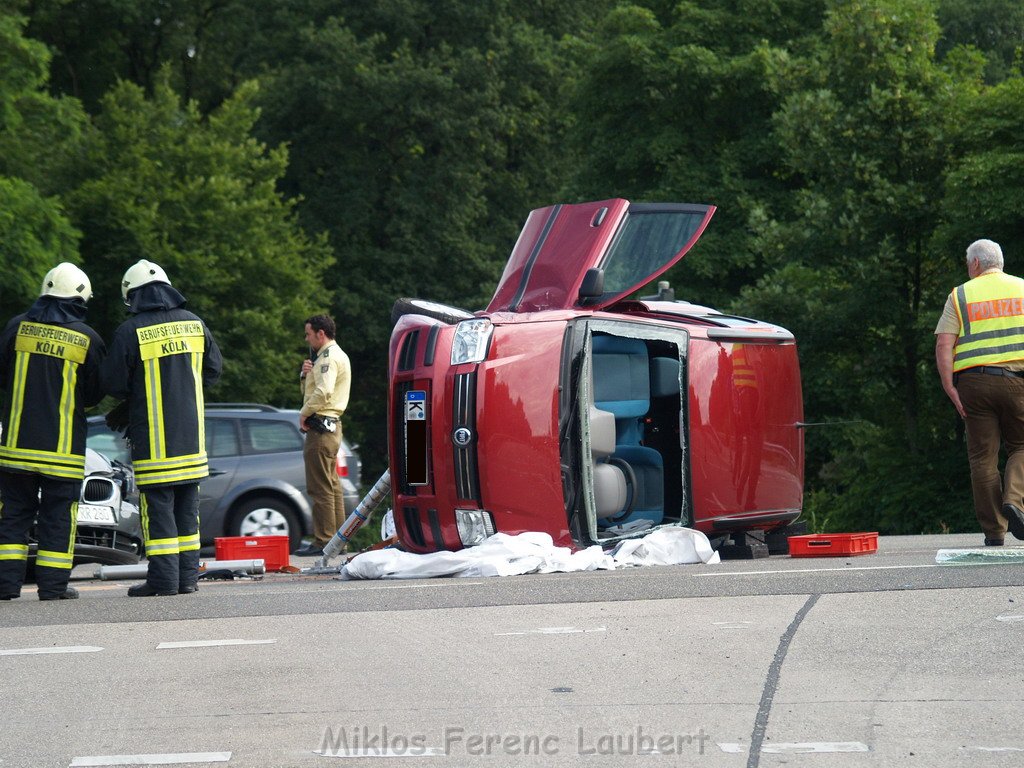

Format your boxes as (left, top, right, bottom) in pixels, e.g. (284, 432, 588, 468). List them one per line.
(953, 272, 1024, 372)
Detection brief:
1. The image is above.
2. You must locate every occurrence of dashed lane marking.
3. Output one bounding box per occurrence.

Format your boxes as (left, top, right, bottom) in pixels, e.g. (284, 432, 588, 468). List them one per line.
(314, 748, 446, 758)
(719, 742, 869, 754)
(0, 646, 103, 656)
(69, 752, 231, 765)
(156, 639, 276, 649)
(494, 626, 606, 636)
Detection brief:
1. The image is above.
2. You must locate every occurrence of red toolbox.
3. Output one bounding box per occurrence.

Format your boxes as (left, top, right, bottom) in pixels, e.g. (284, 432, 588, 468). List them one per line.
(214, 535, 290, 571)
(788, 532, 878, 557)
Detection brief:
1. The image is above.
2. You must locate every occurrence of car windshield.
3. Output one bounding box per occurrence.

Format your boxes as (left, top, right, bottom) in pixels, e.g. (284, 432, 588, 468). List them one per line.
(87, 428, 131, 464)
(601, 209, 707, 295)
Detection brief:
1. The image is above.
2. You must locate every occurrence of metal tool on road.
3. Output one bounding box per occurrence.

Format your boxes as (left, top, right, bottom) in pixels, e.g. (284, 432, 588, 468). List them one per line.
(93, 559, 267, 580)
(303, 471, 392, 574)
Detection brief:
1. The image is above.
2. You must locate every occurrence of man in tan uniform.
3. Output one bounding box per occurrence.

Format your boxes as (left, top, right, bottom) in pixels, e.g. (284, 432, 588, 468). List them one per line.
(295, 314, 351, 556)
(935, 239, 1024, 546)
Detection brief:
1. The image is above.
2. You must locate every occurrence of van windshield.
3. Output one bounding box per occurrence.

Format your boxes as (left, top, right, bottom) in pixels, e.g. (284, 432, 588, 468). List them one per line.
(602, 208, 707, 295)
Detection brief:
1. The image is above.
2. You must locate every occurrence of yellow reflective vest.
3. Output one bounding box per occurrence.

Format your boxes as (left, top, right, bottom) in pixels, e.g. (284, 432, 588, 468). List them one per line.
(952, 271, 1024, 372)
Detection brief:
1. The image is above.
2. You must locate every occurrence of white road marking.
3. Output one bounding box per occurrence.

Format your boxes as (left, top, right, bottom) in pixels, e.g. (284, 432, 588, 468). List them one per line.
(315, 748, 446, 758)
(70, 753, 231, 766)
(962, 746, 1024, 752)
(996, 615, 1024, 623)
(0, 646, 103, 656)
(494, 626, 607, 636)
(156, 639, 276, 649)
(718, 742, 869, 754)
(696, 564, 939, 577)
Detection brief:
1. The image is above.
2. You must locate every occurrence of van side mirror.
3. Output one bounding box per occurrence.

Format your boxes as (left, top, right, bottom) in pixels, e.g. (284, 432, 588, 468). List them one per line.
(579, 268, 605, 302)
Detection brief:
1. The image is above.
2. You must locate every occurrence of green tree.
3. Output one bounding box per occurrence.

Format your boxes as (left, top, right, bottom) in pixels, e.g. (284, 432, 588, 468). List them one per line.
(564, 0, 826, 308)
(0, 7, 85, 319)
(741, 0, 974, 533)
(65, 75, 332, 404)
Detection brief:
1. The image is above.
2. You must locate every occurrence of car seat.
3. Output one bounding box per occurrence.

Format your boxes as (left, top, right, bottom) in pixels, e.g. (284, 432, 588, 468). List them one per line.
(591, 335, 664, 527)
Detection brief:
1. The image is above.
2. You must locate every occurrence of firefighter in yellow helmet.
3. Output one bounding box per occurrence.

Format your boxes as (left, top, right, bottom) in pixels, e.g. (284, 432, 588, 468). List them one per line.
(101, 260, 222, 596)
(0, 263, 105, 600)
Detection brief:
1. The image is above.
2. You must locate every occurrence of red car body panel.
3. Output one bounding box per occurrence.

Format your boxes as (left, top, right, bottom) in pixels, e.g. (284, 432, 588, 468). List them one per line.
(388, 199, 803, 553)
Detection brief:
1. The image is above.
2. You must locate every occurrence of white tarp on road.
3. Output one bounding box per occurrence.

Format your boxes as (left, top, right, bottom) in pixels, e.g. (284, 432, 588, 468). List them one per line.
(338, 527, 720, 580)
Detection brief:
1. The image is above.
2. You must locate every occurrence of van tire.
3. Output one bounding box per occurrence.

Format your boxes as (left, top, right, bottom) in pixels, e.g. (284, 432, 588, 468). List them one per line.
(391, 298, 475, 326)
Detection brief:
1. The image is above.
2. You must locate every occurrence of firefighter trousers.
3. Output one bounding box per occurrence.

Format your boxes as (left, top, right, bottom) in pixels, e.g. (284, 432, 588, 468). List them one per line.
(140, 483, 200, 592)
(0, 471, 78, 599)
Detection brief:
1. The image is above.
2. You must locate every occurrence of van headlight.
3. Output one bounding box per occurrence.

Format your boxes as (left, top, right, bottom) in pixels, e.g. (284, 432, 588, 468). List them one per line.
(450, 319, 493, 365)
(455, 509, 496, 547)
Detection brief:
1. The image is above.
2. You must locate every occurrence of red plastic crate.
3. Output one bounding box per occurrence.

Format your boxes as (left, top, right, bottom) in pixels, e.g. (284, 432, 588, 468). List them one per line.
(788, 532, 878, 558)
(214, 535, 290, 571)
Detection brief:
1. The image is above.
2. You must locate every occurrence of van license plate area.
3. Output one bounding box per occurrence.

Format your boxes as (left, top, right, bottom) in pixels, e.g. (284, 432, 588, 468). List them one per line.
(404, 390, 428, 486)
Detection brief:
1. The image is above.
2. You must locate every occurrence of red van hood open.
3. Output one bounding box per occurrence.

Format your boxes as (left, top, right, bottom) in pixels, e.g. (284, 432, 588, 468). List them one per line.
(487, 199, 715, 313)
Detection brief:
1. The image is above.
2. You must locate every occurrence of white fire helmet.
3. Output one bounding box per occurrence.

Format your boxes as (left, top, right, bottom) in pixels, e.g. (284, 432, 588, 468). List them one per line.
(41, 262, 93, 302)
(121, 259, 170, 302)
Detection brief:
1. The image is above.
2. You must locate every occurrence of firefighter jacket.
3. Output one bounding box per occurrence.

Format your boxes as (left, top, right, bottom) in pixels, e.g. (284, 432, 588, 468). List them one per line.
(0, 296, 105, 480)
(952, 271, 1024, 372)
(300, 340, 350, 419)
(101, 284, 222, 486)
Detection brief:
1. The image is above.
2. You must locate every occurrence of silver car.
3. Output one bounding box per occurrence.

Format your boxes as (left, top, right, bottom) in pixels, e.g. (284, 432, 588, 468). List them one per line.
(86, 404, 362, 553)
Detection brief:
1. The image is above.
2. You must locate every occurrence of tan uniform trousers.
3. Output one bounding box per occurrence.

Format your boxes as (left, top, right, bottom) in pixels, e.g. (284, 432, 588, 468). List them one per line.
(303, 427, 346, 547)
(957, 371, 1024, 538)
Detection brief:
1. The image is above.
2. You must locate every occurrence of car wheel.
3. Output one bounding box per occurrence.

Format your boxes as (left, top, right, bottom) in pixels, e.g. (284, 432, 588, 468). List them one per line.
(391, 297, 475, 326)
(229, 497, 302, 552)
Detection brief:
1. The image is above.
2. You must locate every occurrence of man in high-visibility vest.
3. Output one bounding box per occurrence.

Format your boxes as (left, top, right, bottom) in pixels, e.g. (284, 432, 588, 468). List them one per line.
(935, 239, 1024, 545)
(102, 260, 222, 596)
(0, 263, 105, 600)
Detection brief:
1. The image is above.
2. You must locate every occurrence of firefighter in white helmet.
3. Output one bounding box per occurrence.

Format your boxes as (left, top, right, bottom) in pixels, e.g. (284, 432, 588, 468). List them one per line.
(0, 263, 105, 601)
(102, 259, 222, 596)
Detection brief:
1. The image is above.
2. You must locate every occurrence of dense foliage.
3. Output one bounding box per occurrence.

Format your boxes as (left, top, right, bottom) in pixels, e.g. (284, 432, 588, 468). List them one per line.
(3, 0, 1023, 536)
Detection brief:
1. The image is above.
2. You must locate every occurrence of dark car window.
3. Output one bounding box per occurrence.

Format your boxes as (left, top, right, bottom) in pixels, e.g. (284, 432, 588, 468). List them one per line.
(602, 210, 706, 294)
(206, 418, 241, 458)
(244, 420, 303, 454)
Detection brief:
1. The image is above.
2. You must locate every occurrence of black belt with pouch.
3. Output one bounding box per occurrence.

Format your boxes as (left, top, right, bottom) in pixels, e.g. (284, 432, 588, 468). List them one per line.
(307, 414, 337, 434)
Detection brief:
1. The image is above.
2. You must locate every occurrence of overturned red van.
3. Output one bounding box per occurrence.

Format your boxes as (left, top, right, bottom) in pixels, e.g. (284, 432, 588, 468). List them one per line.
(387, 199, 803, 554)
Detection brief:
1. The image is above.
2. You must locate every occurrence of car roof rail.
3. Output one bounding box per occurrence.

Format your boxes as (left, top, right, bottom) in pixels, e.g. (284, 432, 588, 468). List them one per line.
(205, 403, 281, 412)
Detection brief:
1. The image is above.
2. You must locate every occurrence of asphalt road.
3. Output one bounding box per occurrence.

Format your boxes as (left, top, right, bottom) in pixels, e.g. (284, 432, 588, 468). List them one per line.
(1, 533, 1023, 767)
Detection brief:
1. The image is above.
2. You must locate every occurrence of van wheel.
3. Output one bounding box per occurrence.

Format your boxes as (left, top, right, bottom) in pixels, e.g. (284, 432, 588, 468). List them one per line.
(391, 298, 475, 326)
(229, 497, 302, 552)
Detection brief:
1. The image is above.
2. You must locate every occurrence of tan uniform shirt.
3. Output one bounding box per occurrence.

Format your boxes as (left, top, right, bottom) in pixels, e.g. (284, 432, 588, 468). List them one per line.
(301, 340, 351, 418)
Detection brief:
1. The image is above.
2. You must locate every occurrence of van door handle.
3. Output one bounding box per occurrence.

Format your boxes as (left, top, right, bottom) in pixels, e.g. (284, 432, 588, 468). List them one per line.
(208, 468, 227, 477)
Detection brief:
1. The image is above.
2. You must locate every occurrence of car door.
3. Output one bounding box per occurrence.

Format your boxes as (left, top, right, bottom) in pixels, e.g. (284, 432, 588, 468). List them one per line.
(200, 416, 241, 521)
(486, 200, 715, 314)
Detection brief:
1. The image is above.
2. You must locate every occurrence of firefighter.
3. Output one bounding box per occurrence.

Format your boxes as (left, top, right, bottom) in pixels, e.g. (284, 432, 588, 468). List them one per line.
(102, 260, 222, 596)
(0, 263, 105, 600)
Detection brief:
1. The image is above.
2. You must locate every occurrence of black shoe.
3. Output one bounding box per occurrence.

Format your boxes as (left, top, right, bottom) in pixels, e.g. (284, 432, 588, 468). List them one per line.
(294, 544, 324, 557)
(1002, 503, 1024, 541)
(178, 584, 199, 594)
(39, 587, 78, 601)
(0, 592, 20, 600)
(985, 538, 1005, 546)
(127, 583, 177, 597)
